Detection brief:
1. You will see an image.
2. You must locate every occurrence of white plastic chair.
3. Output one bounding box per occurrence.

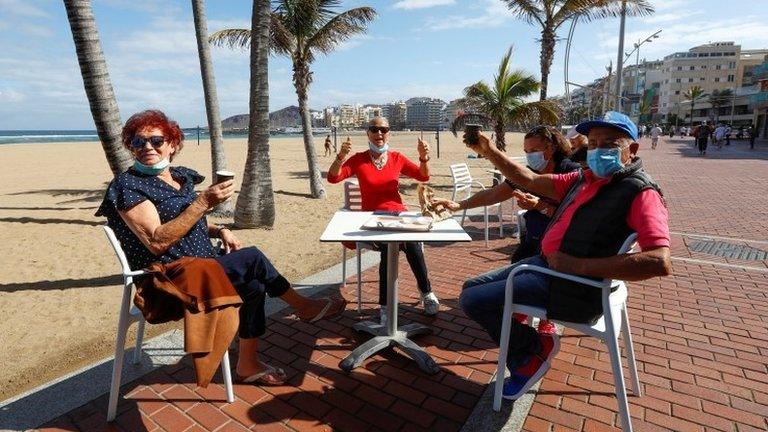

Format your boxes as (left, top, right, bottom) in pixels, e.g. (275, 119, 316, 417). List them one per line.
(515, 210, 526, 240)
(493, 234, 641, 432)
(450, 163, 503, 247)
(103, 226, 234, 422)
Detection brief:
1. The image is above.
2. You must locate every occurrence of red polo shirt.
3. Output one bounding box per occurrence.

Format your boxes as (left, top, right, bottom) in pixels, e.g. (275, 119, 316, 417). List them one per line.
(540, 170, 670, 256)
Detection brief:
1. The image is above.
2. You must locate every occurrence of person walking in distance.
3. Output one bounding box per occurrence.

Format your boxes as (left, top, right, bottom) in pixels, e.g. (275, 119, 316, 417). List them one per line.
(324, 135, 333, 157)
(649, 124, 662, 150)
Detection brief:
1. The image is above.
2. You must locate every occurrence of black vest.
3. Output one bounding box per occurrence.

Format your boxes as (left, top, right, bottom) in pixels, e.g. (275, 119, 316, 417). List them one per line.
(546, 158, 664, 324)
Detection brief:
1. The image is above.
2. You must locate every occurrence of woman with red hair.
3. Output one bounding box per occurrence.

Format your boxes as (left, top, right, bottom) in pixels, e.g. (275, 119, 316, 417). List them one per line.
(97, 110, 345, 386)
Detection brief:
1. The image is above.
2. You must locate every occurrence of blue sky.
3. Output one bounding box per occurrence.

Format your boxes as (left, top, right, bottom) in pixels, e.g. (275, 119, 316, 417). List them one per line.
(1, 0, 767, 129)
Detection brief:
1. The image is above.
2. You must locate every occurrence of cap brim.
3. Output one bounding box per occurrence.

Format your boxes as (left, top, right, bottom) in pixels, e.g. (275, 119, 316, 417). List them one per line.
(576, 120, 636, 141)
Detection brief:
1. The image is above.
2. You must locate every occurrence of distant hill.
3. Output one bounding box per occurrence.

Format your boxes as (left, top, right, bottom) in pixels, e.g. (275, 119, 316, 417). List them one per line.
(221, 114, 249, 130)
(222, 106, 321, 131)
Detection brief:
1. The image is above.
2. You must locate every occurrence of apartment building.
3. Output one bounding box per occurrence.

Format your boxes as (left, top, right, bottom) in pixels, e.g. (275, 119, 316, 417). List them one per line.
(338, 104, 356, 128)
(658, 42, 745, 117)
(406, 97, 446, 130)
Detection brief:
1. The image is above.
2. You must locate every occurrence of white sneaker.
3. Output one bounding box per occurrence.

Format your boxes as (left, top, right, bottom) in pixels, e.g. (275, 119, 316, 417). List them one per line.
(421, 292, 440, 316)
(379, 307, 387, 327)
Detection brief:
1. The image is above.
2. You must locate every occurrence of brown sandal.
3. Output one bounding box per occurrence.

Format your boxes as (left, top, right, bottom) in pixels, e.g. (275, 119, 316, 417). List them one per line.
(296, 297, 347, 323)
(236, 364, 287, 386)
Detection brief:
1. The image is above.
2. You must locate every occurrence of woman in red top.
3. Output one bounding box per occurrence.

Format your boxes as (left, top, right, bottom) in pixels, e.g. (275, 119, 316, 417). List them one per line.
(327, 117, 439, 323)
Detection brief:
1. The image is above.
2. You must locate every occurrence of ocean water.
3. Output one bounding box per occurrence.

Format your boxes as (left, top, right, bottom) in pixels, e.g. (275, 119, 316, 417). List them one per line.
(0, 129, 318, 145)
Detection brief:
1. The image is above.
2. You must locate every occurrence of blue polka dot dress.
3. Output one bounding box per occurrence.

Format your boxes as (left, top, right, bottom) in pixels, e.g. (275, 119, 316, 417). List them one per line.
(96, 166, 215, 270)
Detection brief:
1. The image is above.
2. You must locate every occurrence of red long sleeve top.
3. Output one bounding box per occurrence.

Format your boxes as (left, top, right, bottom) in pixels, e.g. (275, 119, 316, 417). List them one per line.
(327, 150, 429, 212)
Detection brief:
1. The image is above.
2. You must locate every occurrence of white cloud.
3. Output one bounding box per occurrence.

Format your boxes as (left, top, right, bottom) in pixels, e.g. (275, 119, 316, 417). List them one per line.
(17, 23, 54, 38)
(392, 0, 455, 10)
(642, 11, 702, 24)
(598, 17, 768, 58)
(97, 0, 182, 15)
(425, 0, 514, 30)
(0, 0, 49, 18)
(334, 34, 372, 52)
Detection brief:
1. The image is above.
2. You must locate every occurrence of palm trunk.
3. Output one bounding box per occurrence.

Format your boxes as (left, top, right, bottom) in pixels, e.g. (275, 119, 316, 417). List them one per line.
(64, 0, 132, 176)
(538, 25, 556, 102)
(293, 60, 326, 199)
(192, 0, 233, 216)
(494, 122, 506, 152)
(690, 102, 695, 125)
(234, 0, 274, 228)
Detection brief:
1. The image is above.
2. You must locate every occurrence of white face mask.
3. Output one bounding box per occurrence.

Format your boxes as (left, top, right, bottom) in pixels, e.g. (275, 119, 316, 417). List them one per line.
(525, 151, 548, 172)
(133, 158, 170, 175)
(369, 141, 388, 154)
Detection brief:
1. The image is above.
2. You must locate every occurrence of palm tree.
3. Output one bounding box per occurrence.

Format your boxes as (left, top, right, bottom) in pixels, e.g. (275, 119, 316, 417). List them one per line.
(234, 0, 275, 228)
(502, 0, 654, 101)
(191, 0, 233, 216)
(638, 97, 652, 123)
(210, 0, 377, 199)
(210, 0, 376, 198)
(683, 86, 706, 125)
(708, 88, 733, 124)
(457, 46, 559, 151)
(64, 0, 133, 176)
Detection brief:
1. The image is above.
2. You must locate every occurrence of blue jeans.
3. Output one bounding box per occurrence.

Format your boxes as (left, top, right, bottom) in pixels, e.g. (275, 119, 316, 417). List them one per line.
(460, 256, 550, 368)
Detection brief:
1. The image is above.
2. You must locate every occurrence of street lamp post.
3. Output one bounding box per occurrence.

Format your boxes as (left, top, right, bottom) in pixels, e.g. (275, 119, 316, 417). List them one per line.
(613, 1, 627, 112)
(623, 30, 662, 118)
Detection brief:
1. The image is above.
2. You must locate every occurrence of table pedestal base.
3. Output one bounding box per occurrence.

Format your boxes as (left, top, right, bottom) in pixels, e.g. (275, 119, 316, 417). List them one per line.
(339, 321, 439, 374)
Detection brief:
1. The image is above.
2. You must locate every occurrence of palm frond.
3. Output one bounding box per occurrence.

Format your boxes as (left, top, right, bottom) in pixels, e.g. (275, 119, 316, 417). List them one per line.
(270, 13, 294, 55)
(501, 70, 540, 100)
(556, 0, 654, 25)
(501, 0, 545, 26)
(507, 100, 560, 128)
(209, 28, 251, 49)
(306, 7, 377, 56)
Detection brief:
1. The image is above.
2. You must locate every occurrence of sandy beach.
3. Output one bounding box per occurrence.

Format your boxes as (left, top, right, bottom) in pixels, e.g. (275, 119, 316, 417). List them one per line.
(0, 131, 525, 401)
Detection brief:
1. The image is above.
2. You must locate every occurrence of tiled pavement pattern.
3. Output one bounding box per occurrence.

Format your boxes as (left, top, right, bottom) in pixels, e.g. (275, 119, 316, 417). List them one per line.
(40, 138, 767, 431)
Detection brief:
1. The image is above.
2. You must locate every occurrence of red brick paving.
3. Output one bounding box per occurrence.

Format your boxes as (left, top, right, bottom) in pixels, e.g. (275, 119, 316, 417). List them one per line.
(39, 137, 767, 431)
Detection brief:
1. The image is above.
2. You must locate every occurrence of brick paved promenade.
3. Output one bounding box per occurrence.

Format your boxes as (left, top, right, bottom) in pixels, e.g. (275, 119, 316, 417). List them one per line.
(40, 137, 767, 431)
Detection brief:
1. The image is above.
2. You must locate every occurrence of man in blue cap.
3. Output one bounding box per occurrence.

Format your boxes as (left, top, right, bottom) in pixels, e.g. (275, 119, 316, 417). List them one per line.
(458, 111, 672, 400)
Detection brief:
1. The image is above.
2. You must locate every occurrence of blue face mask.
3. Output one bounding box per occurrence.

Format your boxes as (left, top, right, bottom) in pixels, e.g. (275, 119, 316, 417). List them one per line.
(587, 148, 624, 178)
(369, 141, 388, 154)
(133, 158, 170, 175)
(525, 151, 548, 172)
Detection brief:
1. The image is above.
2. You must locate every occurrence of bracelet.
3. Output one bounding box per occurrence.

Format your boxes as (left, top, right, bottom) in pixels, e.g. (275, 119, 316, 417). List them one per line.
(215, 226, 229, 238)
(419, 156, 430, 163)
(336, 155, 345, 162)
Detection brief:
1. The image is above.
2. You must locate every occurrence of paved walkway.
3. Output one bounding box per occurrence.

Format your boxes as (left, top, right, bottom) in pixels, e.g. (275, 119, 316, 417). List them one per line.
(36, 137, 768, 431)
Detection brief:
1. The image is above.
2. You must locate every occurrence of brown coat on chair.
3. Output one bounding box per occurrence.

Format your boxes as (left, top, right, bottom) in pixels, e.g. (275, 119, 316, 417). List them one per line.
(134, 257, 242, 387)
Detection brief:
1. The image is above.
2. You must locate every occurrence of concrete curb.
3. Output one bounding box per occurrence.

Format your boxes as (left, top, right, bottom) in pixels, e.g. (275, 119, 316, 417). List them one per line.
(0, 251, 380, 431)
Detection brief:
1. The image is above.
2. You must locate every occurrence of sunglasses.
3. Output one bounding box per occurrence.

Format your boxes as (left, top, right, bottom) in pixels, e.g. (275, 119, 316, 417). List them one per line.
(131, 135, 166, 149)
(368, 126, 390, 134)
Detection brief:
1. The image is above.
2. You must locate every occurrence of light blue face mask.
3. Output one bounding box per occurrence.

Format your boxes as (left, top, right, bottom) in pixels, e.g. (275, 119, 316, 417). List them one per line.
(369, 141, 388, 154)
(133, 158, 170, 176)
(587, 148, 624, 178)
(525, 151, 548, 172)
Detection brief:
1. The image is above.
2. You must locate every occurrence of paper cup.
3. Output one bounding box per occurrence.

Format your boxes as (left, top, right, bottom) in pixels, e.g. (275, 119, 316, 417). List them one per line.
(215, 170, 235, 184)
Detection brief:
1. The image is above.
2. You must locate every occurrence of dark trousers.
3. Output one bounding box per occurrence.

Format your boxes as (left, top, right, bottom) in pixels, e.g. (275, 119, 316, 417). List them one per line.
(698, 137, 708, 153)
(215, 247, 290, 339)
(376, 242, 431, 305)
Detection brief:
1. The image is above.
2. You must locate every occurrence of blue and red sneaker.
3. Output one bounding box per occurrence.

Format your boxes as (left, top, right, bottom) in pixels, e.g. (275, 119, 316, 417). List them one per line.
(502, 333, 560, 400)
